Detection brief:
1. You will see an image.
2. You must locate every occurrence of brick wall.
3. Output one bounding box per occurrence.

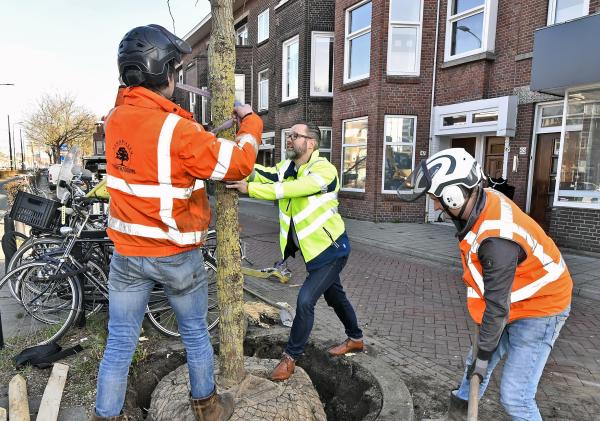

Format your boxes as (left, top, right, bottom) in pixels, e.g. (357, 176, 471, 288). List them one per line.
(549, 208, 600, 252)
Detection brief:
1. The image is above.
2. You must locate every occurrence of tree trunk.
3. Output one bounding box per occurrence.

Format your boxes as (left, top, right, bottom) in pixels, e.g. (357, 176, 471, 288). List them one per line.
(209, 0, 246, 387)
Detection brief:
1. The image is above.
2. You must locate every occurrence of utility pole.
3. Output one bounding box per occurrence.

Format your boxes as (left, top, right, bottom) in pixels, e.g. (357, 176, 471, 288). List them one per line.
(7, 115, 14, 170)
(19, 128, 25, 170)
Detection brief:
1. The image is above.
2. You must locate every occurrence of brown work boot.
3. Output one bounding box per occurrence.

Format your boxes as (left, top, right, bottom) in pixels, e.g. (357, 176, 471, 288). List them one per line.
(90, 414, 128, 421)
(190, 389, 234, 421)
(328, 338, 364, 356)
(270, 354, 295, 381)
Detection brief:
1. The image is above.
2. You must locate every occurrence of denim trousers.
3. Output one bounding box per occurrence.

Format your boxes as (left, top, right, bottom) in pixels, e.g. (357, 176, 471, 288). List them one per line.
(95, 248, 215, 417)
(285, 255, 363, 359)
(455, 308, 570, 421)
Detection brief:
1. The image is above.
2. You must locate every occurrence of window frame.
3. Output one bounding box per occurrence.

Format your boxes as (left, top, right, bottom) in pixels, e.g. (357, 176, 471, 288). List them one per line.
(341, 116, 369, 192)
(258, 8, 270, 43)
(188, 92, 196, 116)
(318, 127, 333, 161)
(258, 69, 269, 111)
(201, 86, 209, 125)
(547, 0, 589, 25)
(235, 74, 246, 104)
(444, 0, 498, 62)
(236, 23, 249, 46)
(178, 69, 184, 83)
(344, 0, 372, 84)
(387, 0, 423, 76)
(382, 115, 417, 194)
(282, 35, 300, 102)
(553, 83, 600, 210)
(310, 31, 335, 97)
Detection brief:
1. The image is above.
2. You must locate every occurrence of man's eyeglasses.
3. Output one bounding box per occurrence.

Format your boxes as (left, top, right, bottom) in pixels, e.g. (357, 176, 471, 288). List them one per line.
(285, 132, 314, 141)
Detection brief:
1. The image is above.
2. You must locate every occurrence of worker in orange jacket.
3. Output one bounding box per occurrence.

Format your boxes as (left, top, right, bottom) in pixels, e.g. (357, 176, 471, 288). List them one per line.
(399, 148, 572, 420)
(92, 24, 262, 421)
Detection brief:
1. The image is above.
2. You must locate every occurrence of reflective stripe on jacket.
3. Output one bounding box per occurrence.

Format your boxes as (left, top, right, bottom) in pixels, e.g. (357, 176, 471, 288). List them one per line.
(459, 189, 572, 324)
(247, 150, 344, 262)
(105, 87, 262, 256)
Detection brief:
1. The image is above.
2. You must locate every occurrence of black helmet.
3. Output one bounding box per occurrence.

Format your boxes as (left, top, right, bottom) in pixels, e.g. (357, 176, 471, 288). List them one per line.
(118, 24, 191, 87)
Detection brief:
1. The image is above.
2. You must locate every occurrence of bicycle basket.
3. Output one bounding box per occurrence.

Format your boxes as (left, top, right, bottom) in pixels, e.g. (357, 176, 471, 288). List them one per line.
(10, 191, 61, 231)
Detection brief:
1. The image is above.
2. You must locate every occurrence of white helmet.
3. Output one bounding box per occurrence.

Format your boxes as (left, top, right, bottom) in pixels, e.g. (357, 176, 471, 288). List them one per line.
(398, 148, 484, 210)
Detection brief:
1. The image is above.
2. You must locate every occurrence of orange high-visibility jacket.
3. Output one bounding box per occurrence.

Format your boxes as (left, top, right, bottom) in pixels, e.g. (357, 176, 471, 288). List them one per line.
(459, 189, 572, 324)
(105, 87, 262, 256)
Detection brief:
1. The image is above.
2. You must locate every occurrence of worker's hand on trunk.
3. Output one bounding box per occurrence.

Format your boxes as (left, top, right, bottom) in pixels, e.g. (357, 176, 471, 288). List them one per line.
(467, 358, 488, 382)
(225, 179, 248, 194)
(233, 103, 253, 123)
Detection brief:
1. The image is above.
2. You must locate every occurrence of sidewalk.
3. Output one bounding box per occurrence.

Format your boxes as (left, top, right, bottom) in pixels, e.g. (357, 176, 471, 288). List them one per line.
(239, 198, 600, 301)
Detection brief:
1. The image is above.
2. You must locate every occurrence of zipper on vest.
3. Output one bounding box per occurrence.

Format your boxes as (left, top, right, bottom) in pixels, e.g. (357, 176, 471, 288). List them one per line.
(323, 227, 340, 248)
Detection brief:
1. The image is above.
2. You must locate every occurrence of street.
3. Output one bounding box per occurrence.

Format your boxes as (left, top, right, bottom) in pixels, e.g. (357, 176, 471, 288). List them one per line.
(238, 206, 600, 420)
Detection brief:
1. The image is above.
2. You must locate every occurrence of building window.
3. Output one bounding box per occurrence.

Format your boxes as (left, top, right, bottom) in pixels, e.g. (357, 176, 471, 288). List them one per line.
(445, 0, 498, 61)
(258, 69, 269, 111)
(547, 0, 589, 25)
(281, 129, 291, 160)
(341, 117, 368, 191)
(201, 86, 209, 125)
(383, 116, 416, 193)
(344, 1, 372, 83)
(311, 32, 334, 97)
(442, 114, 467, 127)
(282, 35, 299, 101)
(236, 23, 248, 46)
(178, 70, 184, 83)
(540, 104, 564, 128)
(188, 92, 196, 118)
(319, 127, 332, 161)
(472, 111, 498, 124)
(235, 74, 245, 104)
(555, 86, 600, 208)
(388, 0, 423, 76)
(258, 9, 269, 43)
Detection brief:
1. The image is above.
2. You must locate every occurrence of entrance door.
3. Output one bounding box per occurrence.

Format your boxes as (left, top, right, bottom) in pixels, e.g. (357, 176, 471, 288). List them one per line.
(530, 133, 560, 230)
(451, 137, 476, 157)
(485, 137, 505, 179)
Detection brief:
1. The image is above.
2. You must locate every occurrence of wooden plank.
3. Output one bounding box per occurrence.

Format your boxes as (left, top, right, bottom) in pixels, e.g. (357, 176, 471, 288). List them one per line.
(35, 363, 69, 421)
(8, 374, 30, 421)
(0, 407, 7, 421)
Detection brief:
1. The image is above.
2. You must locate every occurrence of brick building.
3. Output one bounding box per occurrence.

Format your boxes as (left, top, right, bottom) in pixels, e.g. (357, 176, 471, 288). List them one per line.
(178, 0, 335, 168)
(181, 0, 600, 252)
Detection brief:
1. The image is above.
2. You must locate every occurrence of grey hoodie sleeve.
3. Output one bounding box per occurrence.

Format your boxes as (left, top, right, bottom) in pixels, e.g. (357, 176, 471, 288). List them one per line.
(476, 237, 524, 360)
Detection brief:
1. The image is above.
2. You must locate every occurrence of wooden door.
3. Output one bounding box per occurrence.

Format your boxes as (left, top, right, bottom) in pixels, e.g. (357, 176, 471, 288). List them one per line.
(530, 133, 560, 230)
(451, 137, 476, 157)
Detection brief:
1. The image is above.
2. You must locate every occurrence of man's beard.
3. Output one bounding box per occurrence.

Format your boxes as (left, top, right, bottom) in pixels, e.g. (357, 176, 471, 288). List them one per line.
(285, 140, 307, 160)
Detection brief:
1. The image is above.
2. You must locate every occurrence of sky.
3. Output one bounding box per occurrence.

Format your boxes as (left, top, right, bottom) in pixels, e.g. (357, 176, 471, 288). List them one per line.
(0, 0, 211, 158)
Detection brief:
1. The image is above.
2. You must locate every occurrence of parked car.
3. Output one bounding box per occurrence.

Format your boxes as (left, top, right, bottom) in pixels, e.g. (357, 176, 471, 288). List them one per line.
(47, 163, 62, 189)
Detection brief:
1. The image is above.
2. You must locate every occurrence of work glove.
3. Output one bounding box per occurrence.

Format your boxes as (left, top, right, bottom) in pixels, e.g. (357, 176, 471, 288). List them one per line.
(466, 357, 488, 382)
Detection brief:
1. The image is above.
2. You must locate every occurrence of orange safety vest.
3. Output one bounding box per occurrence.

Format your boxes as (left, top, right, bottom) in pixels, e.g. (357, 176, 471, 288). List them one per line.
(459, 189, 572, 324)
(105, 87, 262, 257)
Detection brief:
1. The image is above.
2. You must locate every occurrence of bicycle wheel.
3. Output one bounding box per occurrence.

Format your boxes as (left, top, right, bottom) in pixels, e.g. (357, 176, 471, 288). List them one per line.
(0, 261, 81, 346)
(6, 237, 64, 301)
(146, 256, 219, 336)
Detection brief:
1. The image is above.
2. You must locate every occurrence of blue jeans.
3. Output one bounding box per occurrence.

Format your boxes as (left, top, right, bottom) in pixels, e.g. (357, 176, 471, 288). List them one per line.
(285, 255, 362, 359)
(455, 308, 570, 421)
(95, 248, 215, 417)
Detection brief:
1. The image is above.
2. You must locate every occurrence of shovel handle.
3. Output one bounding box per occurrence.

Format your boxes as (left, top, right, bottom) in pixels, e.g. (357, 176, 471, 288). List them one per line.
(467, 327, 480, 421)
(467, 374, 480, 420)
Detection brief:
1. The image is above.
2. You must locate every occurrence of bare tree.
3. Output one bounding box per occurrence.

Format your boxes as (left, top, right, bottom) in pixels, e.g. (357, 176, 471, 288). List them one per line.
(23, 93, 96, 163)
(209, 0, 246, 387)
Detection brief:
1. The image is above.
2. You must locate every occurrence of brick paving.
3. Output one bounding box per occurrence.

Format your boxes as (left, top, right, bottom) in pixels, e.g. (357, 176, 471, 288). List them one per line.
(239, 203, 600, 420)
